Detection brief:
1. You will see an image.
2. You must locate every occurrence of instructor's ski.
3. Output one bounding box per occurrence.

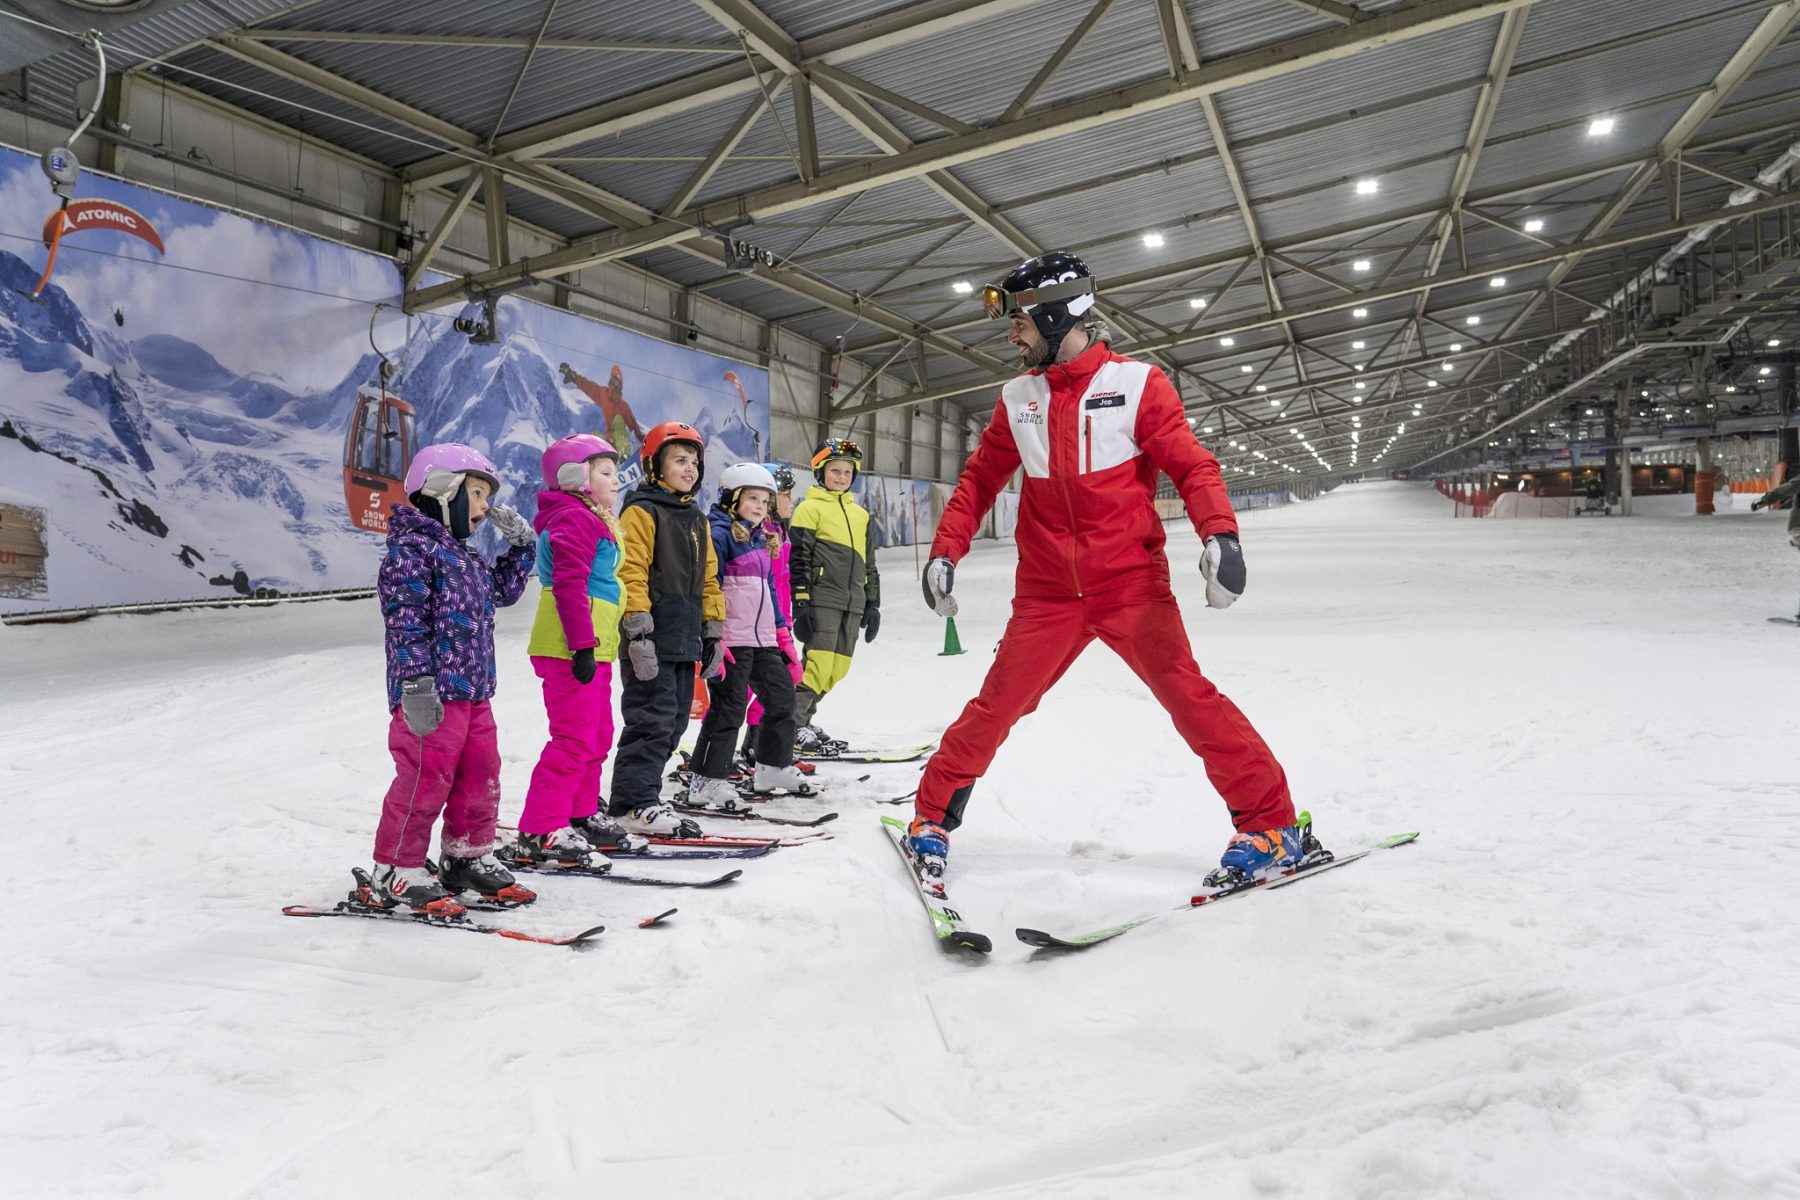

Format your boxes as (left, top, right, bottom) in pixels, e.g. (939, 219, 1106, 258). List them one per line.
(880, 815, 991, 954)
(1015, 831, 1420, 950)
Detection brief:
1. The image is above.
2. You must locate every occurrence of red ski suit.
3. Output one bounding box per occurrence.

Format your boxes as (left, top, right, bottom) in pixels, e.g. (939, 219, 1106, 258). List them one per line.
(916, 341, 1294, 834)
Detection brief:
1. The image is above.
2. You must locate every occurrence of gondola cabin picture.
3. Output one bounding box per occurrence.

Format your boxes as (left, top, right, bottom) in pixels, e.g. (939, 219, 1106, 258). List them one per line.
(342, 384, 415, 533)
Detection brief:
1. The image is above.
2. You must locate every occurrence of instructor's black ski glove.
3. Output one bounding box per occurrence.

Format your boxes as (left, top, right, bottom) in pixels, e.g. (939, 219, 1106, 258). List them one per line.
(1200, 533, 1245, 609)
(861, 601, 881, 643)
(793, 601, 816, 644)
(921, 556, 958, 617)
(570, 647, 597, 684)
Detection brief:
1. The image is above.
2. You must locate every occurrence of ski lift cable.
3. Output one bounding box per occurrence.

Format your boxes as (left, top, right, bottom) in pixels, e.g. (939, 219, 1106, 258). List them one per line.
(27, 28, 105, 300)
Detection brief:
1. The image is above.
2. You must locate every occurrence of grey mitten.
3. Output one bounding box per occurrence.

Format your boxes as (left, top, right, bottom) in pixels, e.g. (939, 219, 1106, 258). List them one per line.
(701, 619, 726, 679)
(398, 675, 443, 736)
(622, 611, 659, 681)
(922, 556, 958, 617)
(485, 502, 535, 548)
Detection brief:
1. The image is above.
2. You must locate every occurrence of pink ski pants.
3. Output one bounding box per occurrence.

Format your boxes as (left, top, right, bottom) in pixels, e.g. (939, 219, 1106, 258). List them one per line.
(517, 656, 615, 835)
(373, 700, 502, 867)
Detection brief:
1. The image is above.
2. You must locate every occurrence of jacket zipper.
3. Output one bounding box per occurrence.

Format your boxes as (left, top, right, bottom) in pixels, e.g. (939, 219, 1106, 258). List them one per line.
(1059, 387, 1085, 598)
(1085, 413, 1093, 474)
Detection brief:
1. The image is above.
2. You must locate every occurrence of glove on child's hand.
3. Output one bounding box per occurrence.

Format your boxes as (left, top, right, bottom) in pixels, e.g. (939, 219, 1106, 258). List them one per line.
(485, 503, 535, 548)
(792, 601, 815, 644)
(570, 647, 597, 684)
(622, 611, 658, 681)
(701, 620, 727, 680)
(861, 601, 881, 644)
(398, 675, 443, 737)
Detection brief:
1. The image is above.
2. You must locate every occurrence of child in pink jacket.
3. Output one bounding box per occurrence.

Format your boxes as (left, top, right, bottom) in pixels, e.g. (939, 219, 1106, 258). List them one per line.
(744, 463, 803, 761)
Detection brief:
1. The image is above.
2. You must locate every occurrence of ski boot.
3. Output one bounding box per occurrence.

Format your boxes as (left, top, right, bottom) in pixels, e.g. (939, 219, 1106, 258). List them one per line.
(1203, 811, 1324, 890)
(362, 863, 466, 918)
(687, 774, 747, 812)
(750, 761, 812, 795)
(439, 852, 537, 908)
(508, 826, 599, 865)
(904, 816, 949, 895)
(793, 723, 836, 756)
(570, 811, 646, 854)
(617, 802, 703, 840)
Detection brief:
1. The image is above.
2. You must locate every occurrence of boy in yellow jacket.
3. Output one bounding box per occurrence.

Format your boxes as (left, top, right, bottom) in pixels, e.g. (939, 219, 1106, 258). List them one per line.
(607, 422, 726, 838)
(789, 437, 880, 752)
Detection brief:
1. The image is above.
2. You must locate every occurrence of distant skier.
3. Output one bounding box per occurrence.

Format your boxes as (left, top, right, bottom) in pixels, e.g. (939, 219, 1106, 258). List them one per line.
(366, 443, 537, 915)
(560, 362, 648, 452)
(908, 252, 1307, 890)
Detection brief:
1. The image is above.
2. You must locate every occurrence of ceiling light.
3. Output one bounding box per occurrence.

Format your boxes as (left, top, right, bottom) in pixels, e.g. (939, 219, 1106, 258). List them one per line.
(1356, 178, 1379, 195)
(1143, 232, 1165, 248)
(1524, 218, 1545, 233)
(1220, 336, 1235, 347)
(1490, 277, 1506, 288)
(1769, 338, 1783, 347)
(1442, 362, 1454, 372)
(1269, 398, 1280, 406)
(1189, 297, 1207, 310)
(1428, 380, 1439, 388)
(1464, 315, 1481, 326)
(1202, 426, 1214, 433)
(1351, 340, 1366, 350)
(1240, 364, 1254, 374)
(1450, 342, 1463, 352)
(1354, 381, 1365, 390)
(1640, 390, 1649, 398)
(1256, 384, 1268, 393)
(952, 280, 973, 295)
(1353, 259, 1371, 272)
(1587, 117, 1615, 137)
(1726, 386, 1736, 394)
(1353, 307, 1369, 318)
(1761, 366, 1773, 376)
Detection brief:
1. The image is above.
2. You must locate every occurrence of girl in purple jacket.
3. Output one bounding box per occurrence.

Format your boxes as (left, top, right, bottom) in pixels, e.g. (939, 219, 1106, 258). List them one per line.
(687, 463, 807, 808)
(364, 443, 536, 916)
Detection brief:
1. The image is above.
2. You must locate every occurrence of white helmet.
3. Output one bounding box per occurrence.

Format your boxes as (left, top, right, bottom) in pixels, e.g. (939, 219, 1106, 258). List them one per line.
(719, 462, 779, 499)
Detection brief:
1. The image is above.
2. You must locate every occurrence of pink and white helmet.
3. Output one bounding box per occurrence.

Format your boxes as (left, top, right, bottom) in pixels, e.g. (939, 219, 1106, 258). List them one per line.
(540, 433, 618, 494)
(405, 443, 501, 501)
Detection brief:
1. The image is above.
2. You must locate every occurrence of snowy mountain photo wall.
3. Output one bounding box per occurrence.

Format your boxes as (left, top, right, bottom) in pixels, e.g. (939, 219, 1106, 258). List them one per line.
(0, 145, 769, 615)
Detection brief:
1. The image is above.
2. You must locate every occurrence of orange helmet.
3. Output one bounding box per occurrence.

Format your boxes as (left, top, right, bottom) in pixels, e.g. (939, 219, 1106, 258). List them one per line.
(641, 420, 705, 487)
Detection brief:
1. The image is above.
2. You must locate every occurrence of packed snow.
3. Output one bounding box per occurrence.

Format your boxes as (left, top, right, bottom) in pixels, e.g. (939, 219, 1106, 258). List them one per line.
(4, 481, 1797, 1199)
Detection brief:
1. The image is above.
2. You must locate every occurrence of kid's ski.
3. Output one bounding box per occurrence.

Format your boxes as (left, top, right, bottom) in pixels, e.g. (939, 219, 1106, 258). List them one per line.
(879, 815, 991, 954)
(801, 741, 936, 764)
(281, 887, 604, 948)
(508, 859, 746, 889)
(670, 802, 839, 828)
(1015, 831, 1421, 951)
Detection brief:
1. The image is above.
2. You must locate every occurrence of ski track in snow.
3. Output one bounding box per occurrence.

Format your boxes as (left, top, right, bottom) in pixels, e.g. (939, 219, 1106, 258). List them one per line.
(4, 481, 1799, 1198)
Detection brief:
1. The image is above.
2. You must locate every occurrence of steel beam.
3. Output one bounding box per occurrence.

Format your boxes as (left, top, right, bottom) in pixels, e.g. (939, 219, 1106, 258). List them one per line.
(403, 0, 1537, 309)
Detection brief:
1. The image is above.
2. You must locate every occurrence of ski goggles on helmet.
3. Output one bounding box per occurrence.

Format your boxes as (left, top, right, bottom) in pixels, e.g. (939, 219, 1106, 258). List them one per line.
(810, 439, 862, 470)
(980, 274, 1098, 320)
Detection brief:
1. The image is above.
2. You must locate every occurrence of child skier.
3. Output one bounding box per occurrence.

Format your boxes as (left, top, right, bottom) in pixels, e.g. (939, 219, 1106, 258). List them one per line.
(742, 463, 804, 764)
(688, 463, 805, 808)
(366, 443, 537, 915)
(511, 434, 638, 863)
(788, 439, 881, 751)
(606, 422, 727, 837)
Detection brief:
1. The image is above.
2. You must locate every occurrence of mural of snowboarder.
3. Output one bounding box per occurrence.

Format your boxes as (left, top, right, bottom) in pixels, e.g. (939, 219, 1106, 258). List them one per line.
(724, 369, 760, 460)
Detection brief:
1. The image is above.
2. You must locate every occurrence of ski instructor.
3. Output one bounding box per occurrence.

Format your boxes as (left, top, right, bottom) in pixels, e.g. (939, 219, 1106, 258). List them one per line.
(905, 251, 1308, 887)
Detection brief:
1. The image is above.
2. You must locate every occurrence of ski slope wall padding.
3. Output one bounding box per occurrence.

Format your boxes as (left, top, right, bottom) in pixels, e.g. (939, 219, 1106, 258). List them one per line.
(0, 145, 767, 615)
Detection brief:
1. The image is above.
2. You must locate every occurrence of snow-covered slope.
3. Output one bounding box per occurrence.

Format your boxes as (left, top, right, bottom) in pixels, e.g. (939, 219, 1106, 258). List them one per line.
(4, 481, 1796, 1198)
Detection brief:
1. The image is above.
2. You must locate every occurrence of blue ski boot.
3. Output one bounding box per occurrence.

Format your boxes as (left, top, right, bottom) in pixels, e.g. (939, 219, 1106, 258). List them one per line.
(1204, 812, 1318, 889)
(905, 816, 949, 892)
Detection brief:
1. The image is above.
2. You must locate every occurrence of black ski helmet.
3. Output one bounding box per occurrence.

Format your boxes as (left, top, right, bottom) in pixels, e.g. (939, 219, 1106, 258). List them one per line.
(984, 251, 1098, 361)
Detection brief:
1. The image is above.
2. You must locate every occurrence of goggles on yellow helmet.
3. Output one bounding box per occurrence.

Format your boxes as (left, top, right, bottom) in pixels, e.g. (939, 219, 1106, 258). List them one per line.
(810, 438, 862, 471)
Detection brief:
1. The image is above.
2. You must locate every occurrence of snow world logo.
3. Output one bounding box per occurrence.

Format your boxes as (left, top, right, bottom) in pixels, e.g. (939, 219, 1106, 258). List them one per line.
(1016, 398, 1044, 425)
(41, 200, 166, 256)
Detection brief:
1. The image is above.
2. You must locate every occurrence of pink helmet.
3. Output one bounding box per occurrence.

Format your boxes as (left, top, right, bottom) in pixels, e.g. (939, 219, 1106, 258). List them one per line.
(405, 443, 501, 501)
(541, 433, 618, 493)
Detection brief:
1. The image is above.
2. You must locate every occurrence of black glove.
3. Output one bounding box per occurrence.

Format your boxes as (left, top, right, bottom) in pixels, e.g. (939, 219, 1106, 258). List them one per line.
(1751, 498, 1766, 512)
(570, 647, 597, 684)
(861, 601, 881, 643)
(1200, 533, 1245, 610)
(793, 601, 815, 644)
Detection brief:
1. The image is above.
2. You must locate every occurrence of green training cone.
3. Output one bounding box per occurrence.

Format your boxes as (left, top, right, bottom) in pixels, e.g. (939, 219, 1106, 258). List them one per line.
(939, 616, 966, 656)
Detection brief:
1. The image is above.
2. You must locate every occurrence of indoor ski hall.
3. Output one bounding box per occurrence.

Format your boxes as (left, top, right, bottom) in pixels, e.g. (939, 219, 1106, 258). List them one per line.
(3, 1, 1796, 1196)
